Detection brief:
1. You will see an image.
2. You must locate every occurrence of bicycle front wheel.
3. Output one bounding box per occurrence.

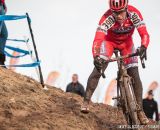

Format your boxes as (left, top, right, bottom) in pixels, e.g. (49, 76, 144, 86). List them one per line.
(123, 76, 140, 125)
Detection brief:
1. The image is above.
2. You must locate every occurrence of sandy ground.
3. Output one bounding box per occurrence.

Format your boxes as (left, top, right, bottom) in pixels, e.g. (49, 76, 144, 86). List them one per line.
(0, 68, 159, 130)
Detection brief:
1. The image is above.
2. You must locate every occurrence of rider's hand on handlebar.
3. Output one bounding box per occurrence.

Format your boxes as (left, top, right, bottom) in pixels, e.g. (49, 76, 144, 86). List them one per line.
(137, 45, 147, 60)
(94, 56, 105, 71)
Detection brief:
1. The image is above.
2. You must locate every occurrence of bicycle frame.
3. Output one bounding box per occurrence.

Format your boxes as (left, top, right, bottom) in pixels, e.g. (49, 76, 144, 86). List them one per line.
(114, 50, 140, 124)
(101, 49, 145, 127)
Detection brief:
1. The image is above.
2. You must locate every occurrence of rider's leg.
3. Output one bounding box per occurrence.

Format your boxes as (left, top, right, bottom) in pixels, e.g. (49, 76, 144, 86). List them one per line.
(81, 40, 114, 113)
(84, 64, 108, 102)
(127, 67, 143, 108)
(127, 66, 149, 125)
(85, 40, 114, 102)
(81, 65, 107, 113)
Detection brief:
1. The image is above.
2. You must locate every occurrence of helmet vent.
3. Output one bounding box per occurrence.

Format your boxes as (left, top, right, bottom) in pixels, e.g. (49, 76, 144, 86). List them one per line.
(116, 2, 118, 8)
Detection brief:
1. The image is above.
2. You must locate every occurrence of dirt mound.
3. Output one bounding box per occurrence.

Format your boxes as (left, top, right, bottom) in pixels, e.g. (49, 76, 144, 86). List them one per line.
(0, 68, 159, 130)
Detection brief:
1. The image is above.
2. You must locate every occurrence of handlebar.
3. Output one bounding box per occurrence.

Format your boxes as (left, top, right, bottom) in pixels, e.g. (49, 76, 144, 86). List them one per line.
(104, 51, 138, 63)
(100, 48, 146, 78)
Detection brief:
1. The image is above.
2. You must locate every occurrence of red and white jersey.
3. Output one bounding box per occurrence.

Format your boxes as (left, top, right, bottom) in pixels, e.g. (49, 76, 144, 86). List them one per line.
(92, 5, 149, 57)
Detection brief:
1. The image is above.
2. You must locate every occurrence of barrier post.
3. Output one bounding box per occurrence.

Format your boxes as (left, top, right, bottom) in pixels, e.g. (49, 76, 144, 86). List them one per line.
(24, 37, 40, 81)
(26, 13, 44, 88)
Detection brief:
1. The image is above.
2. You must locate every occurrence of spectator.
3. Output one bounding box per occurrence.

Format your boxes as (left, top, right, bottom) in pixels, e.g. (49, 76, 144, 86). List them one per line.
(143, 90, 159, 121)
(66, 74, 85, 97)
(0, 0, 8, 67)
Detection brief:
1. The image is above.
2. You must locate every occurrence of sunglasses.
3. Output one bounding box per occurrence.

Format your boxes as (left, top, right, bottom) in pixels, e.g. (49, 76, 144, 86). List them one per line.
(112, 9, 127, 15)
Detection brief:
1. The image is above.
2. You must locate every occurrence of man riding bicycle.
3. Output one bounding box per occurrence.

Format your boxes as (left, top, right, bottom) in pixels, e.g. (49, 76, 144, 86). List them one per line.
(81, 0, 149, 125)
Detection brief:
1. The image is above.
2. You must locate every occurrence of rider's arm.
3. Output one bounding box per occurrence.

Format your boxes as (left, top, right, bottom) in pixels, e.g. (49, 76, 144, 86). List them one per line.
(130, 6, 150, 48)
(92, 10, 114, 57)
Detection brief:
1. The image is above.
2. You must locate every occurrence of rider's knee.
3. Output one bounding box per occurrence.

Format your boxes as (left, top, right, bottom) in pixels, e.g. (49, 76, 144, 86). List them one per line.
(127, 66, 139, 77)
(127, 66, 142, 86)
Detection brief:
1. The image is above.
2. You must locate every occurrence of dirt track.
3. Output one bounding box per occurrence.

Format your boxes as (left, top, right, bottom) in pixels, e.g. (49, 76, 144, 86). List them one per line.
(0, 68, 159, 130)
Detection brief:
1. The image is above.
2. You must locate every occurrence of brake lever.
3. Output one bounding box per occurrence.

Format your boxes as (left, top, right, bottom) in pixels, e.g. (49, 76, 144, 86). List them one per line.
(100, 69, 106, 78)
(136, 47, 146, 69)
(140, 58, 145, 68)
(99, 59, 107, 78)
(145, 50, 147, 60)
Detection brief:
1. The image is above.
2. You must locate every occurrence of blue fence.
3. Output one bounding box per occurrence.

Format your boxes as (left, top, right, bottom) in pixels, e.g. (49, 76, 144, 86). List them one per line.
(1, 14, 40, 68)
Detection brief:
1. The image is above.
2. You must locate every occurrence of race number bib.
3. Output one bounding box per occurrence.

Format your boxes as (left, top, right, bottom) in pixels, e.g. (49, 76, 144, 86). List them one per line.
(97, 15, 115, 34)
(130, 12, 145, 28)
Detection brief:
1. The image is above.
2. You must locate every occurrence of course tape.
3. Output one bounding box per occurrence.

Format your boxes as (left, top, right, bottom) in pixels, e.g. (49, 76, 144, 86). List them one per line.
(4, 45, 32, 58)
(1, 61, 40, 67)
(0, 15, 27, 21)
(7, 38, 29, 43)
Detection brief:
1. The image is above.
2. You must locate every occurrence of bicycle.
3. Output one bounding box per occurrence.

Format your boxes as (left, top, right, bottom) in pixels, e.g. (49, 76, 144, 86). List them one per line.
(100, 48, 146, 128)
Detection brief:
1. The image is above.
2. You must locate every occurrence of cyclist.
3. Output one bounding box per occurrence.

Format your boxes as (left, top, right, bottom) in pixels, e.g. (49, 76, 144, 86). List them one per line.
(81, 0, 149, 125)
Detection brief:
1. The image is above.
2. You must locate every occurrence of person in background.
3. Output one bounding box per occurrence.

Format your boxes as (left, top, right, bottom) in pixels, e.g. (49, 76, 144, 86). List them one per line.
(143, 90, 159, 122)
(159, 113, 160, 124)
(0, 0, 8, 67)
(66, 74, 85, 97)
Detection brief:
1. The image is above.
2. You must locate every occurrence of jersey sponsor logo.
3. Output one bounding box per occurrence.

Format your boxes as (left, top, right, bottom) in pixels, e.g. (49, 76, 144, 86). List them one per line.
(125, 63, 138, 69)
(112, 26, 134, 34)
(93, 42, 100, 55)
(100, 41, 106, 55)
(130, 12, 145, 28)
(97, 15, 115, 34)
(97, 26, 107, 34)
(131, 12, 140, 24)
